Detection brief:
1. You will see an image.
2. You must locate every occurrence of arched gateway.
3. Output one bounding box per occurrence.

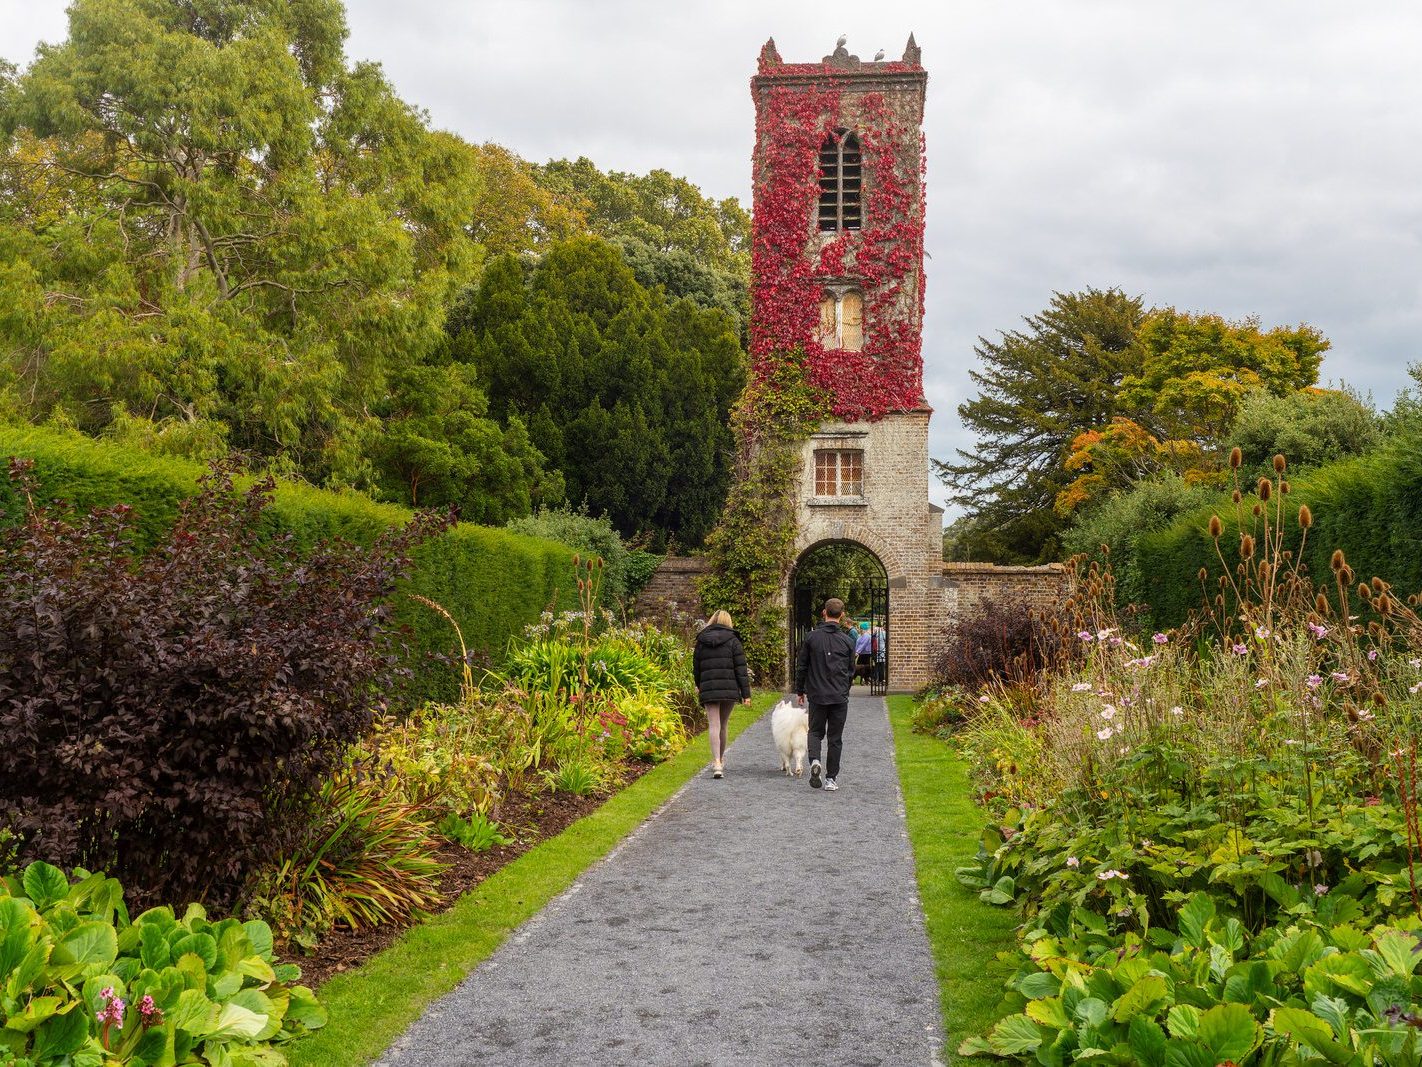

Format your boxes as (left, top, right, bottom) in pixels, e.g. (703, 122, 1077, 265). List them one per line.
(752, 36, 948, 690)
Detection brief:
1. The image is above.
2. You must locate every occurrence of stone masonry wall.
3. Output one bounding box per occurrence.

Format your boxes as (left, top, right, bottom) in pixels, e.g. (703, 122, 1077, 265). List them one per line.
(943, 562, 1069, 622)
(631, 556, 708, 631)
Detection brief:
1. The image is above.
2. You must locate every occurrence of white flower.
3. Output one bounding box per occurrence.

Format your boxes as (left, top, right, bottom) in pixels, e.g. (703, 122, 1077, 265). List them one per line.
(1100, 705, 1117, 720)
(1169, 706, 1183, 716)
(978, 694, 991, 704)
(1071, 682, 1093, 692)
(1408, 657, 1422, 670)
(1254, 678, 1269, 689)
(1066, 856, 1079, 868)
(1410, 683, 1422, 695)
(1096, 727, 1114, 741)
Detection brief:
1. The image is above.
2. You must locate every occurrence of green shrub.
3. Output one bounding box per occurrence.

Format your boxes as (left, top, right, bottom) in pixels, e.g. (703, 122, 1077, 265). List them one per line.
(1121, 435, 1422, 628)
(436, 812, 512, 853)
(505, 505, 633, 600)
(244, 775, 446, 953)
(0, 425, 581, 702)
(0, 861, 325, 1065)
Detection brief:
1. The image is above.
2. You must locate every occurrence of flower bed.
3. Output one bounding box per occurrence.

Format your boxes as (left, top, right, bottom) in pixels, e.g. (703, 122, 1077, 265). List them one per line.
(940, 458, 1422, 1063)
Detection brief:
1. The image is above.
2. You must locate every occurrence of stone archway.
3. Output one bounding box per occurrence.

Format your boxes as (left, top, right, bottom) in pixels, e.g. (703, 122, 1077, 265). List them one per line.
(788, 538, 890, 693)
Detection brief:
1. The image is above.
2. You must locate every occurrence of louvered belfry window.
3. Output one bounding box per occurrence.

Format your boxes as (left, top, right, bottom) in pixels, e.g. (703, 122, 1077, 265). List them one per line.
(817, 129, 862, 232)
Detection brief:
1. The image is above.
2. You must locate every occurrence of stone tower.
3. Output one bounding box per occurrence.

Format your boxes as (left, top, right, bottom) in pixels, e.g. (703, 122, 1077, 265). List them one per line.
(750, 35, 946, 690)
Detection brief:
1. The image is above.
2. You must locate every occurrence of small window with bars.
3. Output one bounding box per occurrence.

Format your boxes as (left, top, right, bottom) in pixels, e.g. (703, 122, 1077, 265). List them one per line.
(814, 449, 864, 497)
(817, 129, 862, 232)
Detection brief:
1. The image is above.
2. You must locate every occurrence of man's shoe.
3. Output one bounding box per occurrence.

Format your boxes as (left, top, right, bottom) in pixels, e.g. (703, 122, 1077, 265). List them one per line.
(712, 763, 724, 779)
(823, 777, 839, 792)
(809, 759, 822, 789)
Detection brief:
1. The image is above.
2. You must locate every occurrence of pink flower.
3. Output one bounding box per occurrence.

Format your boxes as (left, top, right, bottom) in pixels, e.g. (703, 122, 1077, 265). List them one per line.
(1152, 632, 1169, 645)
(1314, 883, 1329, 896)
(1254, 678, 1269, 689)
(1096, 726, 1114, 741)
(1307, 622, 1328, 640)
(1306, 674, 1323, 690)
(1077, 630, 1094, 642)
(138, 995, 161, 1025)
(1367, 649, 1379, 662)
(1100, 705, 1117, 720)
(978, 694, 990, 704)
(1331, 671, 1350, 683)
(1066, 856, 1079, 868)
(1232, 643, 1248, 656)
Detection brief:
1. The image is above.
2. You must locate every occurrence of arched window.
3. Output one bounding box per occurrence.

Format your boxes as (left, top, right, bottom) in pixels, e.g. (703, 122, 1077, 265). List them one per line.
(817, 288, 865, 352)
(817, 129, 862, 232)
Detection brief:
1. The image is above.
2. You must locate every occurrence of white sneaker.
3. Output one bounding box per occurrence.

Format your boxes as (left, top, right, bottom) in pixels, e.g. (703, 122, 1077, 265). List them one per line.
(809, 759, 822, 789)
(824, 778, 839, 792)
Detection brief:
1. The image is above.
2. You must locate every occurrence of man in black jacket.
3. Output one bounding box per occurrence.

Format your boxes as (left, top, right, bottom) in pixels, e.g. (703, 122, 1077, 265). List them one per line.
(795, 597, 858, 791)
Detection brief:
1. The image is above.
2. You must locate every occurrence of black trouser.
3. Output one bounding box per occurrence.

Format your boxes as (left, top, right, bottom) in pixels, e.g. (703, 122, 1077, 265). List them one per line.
(807, 700, 849, 780)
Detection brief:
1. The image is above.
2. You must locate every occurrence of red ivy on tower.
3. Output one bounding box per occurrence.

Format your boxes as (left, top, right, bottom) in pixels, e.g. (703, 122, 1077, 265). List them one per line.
(749, 36, 927, 422)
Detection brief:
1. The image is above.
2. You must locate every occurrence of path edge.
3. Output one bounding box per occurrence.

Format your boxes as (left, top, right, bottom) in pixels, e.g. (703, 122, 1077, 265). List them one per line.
(289, 694, 776, 1067)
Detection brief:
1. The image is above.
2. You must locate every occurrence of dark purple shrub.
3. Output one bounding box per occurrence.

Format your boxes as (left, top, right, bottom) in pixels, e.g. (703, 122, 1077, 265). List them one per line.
(931, 597, 1065, 690)
(0, 461, 443, 907)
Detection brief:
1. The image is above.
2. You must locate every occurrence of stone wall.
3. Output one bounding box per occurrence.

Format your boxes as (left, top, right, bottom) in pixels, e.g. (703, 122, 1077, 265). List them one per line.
(943, 562, 1070, 621)
(631, 556, 708, 631)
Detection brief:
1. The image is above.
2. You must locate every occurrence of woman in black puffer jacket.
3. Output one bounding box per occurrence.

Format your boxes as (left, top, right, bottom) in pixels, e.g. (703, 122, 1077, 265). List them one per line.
(692, 610, 751, 779)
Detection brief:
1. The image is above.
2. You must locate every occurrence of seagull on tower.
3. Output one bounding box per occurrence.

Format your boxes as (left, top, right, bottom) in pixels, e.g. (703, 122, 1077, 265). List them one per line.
(874, 48, 885, 61)
(836, 34, 847, 48)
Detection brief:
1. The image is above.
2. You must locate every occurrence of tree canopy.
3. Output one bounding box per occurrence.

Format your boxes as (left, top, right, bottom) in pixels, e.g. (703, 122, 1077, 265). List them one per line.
(0, 0, 748, 540)
(449, 238, 744, 547)
(939, 289, 1332, 562)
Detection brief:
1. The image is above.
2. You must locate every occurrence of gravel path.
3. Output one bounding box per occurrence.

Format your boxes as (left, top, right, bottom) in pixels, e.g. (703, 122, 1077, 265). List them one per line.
(378, 694, 944, 1066)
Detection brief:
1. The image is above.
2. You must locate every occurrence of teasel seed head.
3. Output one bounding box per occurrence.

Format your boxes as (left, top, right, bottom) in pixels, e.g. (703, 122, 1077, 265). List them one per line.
(1315, 594, 1330, 616)
(1257, 477, 1272, 502)
(1240, 534, 1255, 560)
(1359, 582, 1372, 599)
(1273, 453, 1287, 473)
(1331, 549, 1346, 572)
(1209, 514, 1223, 539)
(1230, 446, 1242, 470)
(1299, 504, 1312, 529)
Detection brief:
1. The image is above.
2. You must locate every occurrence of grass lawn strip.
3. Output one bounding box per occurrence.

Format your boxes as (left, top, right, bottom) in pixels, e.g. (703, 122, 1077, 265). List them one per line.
(289, 693, 774, 1067)
(888, 695, 1018, 1058)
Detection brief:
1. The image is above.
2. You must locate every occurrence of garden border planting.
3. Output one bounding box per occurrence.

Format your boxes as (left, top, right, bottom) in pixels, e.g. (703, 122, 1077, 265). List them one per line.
(286, 695, 772, 1067)
(889, 694, 1019, 1056)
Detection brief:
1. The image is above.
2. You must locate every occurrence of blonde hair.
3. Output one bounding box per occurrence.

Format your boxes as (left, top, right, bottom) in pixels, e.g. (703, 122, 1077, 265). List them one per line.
(707, 609, 733, 628)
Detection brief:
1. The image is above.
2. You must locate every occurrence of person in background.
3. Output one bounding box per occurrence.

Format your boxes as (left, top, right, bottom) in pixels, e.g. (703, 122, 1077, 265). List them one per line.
(872, 622, 887, 686)
(692, 609, 752, 779)
(854, 620, 873, 684)
(794, 597, 857, 792)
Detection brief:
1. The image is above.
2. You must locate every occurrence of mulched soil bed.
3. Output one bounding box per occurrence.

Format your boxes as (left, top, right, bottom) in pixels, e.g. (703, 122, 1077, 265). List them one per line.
(291, 761, 658, 989)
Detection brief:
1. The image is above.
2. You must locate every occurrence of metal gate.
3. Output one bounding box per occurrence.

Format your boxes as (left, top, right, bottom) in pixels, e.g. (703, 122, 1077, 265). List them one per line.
(790, 577, 889, 696)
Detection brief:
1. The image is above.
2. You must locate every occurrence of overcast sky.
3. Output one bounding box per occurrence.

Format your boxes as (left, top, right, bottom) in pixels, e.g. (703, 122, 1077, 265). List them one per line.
(4, 1, 1420, 509)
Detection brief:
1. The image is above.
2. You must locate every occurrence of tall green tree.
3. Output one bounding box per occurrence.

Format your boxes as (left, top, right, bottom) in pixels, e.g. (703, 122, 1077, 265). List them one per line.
(940, 290, 1331, 561)
(450, 237, 743, 546)
(937, 288, 1147, 562)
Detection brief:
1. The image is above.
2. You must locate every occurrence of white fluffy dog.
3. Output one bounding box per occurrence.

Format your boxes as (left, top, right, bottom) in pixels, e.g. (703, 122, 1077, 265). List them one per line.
(771, 699, 809, 778)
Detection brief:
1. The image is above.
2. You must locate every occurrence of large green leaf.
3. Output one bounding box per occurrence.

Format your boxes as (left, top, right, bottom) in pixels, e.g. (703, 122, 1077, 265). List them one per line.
(1305, 953, 1373, 1000)
(4, 995, 65, 1033)
(1270, 1006, 1356, 1065)
(51, 922, 118, 969)
(283, 986, 327, 1032)
(1111, 975, 1169, 1022)
(6, 940, 52, 999)
(21, 863, 69, 911)
(1370, 930, 1421, 979)
(31, 1004, 88, 1059)
(1027, 996, 1072, 1029)
(986, 1013, 1043, 1055)
(1176, 893, 1215, 950)
(1196, 1003, 1260, 1062)
(208, 1002, 268, 1041)
(1127, 1016, 1169, 1067)
(1017, 970, 1061, 1000)
(1166, 1004, 1201, 1040)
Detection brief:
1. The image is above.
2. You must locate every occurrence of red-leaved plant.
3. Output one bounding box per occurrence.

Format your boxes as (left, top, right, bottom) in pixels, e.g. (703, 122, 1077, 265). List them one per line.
(0, 459, 443, 908)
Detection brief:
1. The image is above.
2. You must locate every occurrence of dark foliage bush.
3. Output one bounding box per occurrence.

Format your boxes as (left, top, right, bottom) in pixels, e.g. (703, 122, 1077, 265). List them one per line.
(931, 597, 1064, 690)
(0, 462, 441, 908)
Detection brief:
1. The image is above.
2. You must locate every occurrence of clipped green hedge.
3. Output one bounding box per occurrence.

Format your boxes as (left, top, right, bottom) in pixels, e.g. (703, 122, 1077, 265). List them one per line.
(1136, 440, 1422, 628)
(0, 426, 578, 701)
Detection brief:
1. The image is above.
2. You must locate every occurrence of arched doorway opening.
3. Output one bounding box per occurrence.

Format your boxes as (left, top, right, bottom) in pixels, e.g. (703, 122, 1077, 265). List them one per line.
(789, 540, 889, 695)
